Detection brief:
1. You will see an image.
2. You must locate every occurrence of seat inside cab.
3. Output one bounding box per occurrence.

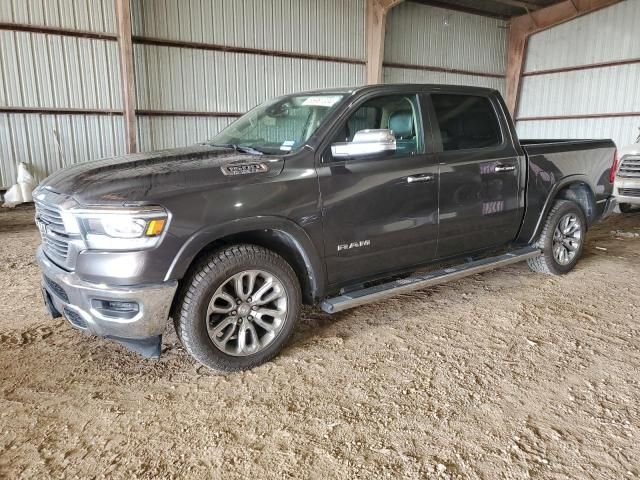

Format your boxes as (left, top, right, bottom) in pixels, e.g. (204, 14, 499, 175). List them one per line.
(344, 95, 420, 156)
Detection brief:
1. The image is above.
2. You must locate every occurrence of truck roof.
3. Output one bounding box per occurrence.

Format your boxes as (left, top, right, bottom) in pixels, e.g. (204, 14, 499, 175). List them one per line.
(292, 83, 500, 97)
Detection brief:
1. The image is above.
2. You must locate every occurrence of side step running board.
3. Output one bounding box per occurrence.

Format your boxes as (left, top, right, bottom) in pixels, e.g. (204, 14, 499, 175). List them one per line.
(320, 246, 541, 314)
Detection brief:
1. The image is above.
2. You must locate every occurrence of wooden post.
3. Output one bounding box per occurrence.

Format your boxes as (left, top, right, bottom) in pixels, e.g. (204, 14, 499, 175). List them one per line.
(115, 0, 137, 153)
(505, 16, 534, 116)
(505, 0, 621, 116)
(366, 0, 403, 85)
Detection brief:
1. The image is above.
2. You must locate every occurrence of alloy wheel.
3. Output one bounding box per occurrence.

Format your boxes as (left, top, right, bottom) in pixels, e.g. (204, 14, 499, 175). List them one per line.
(552, 213, 582, 265)
(206, 270, 288, 356)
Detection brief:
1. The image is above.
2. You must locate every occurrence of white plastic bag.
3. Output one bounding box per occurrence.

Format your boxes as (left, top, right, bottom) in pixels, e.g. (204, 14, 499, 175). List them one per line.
(16, 162, 34, 184)
(2, 184, 24, 208)
(19, 182, 33, 202)
(2, 163, 34, 208)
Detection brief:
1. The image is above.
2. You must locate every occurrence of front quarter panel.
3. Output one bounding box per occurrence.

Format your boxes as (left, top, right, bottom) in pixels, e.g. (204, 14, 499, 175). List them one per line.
(162, 152, 325, 291)
(71, 152, 324, 293)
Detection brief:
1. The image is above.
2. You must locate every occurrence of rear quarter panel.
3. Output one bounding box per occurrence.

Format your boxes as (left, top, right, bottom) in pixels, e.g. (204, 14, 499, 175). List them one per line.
(517, 140, 615, 244)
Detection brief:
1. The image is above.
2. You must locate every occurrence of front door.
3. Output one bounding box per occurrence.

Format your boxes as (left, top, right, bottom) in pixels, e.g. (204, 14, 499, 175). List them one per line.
(318, 92, 439, 287)
(428, 92, 523, 258)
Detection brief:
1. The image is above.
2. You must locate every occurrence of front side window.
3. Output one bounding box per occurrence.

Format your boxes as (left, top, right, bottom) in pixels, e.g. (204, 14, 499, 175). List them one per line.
(210, 93, 345, 154)
(331, 94, 422, 158)
(431, 94, 502, 152)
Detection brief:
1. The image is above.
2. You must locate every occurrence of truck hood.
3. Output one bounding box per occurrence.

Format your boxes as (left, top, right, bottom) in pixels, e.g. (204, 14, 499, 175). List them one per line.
(40, 144, 284, 205)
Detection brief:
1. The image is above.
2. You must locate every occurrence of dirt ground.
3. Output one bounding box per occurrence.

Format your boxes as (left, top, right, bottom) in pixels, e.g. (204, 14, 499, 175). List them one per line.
(0, 204, 639, 479)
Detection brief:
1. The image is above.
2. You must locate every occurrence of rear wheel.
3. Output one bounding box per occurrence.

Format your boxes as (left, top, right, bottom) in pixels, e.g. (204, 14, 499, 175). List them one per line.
(527, 200, 586, 275)
(175, 245, 301, 372)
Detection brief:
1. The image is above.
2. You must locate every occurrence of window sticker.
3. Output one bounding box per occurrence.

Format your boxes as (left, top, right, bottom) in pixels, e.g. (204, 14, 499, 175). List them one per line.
(280, 140, 295, 151)
(302, 96, 342, 107)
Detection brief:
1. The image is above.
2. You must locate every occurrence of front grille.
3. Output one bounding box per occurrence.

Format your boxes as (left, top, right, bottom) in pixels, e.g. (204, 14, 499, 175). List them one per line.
(44, 276, 69, 303)
(63, 308, 88, 329)
(619, 188, 640, 198)
(34, 201, 66, 233)
(42, 231, 70, 258)
(618, 155, 640, 178)
(35, 200, 70, 263)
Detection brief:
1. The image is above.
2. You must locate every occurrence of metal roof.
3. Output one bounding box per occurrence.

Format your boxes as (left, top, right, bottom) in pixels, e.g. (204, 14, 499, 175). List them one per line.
(410, 0, 565, 19)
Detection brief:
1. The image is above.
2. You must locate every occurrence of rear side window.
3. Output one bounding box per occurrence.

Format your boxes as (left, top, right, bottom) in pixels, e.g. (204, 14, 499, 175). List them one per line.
(431, 94, 502, 151)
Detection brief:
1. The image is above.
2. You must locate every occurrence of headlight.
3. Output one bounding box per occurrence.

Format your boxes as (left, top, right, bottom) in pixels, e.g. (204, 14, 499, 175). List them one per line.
(75, 207, 169, 251)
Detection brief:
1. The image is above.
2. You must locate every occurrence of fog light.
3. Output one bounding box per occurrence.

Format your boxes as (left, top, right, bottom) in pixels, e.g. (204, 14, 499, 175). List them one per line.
(92, 299, 140, 319)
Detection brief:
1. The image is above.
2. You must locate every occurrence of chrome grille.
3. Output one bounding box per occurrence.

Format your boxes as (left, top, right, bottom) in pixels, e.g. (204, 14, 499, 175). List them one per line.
(34, 201, 65, 233)
(618, 155, 640, 178)
(42, 231, 70, 258)
(619, 188, 640, 198)
(35, 200, 70, 263)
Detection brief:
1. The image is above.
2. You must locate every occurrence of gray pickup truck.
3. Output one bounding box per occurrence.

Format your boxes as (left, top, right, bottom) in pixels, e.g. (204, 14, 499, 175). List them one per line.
(35, 84, 617, 372)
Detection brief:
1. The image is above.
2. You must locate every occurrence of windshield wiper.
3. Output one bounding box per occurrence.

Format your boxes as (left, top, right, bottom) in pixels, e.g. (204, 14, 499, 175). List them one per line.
(208, 143, 265, 155)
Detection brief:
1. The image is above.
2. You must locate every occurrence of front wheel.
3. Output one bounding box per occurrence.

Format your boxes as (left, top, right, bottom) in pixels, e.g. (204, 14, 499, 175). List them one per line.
(175, 245, 301, 372)
(527, 200, 586, 275)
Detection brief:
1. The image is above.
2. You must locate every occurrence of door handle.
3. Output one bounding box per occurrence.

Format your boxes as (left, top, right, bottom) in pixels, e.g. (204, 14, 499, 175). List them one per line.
(494, 164, 516, 173)
(407, 174, 434, 184)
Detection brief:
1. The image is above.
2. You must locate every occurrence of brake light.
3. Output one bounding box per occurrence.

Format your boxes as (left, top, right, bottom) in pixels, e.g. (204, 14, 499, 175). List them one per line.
(609, 149, 619, 183)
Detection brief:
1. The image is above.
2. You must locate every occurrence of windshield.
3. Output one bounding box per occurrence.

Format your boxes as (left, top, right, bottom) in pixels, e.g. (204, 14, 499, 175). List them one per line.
(209, 93, 345, 154)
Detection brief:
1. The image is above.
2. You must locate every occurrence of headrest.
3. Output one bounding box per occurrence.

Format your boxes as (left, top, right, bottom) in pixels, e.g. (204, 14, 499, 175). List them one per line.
(389, 111, 414, 139)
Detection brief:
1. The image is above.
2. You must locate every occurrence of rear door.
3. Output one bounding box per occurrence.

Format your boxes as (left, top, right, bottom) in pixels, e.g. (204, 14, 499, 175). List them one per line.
(428, 92, 523, 258)
(318, 90, 439, 286)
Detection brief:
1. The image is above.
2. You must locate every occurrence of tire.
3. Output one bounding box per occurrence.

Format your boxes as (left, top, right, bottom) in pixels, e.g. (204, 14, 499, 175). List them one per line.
(619, 203, 635, 213)
(527, 200, 587, 275)
(175, 244, 301, 372)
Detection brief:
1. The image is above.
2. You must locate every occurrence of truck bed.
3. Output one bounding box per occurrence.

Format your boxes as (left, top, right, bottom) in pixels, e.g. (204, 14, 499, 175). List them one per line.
(516, 137, 616, 244)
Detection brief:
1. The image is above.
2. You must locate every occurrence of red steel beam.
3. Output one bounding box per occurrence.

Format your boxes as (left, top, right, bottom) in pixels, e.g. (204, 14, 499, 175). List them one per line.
(523, 57, 640, 76)
(0, 22, 117, 41)
(383, 61, 505, 79)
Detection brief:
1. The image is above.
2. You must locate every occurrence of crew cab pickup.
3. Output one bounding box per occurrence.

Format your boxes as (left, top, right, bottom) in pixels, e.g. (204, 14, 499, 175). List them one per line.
(34, 84, 617, 372)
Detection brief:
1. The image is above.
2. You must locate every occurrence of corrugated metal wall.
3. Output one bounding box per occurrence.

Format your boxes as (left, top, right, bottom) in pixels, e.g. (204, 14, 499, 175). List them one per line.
(132, 0, 366, 151)
(383, 2, 507, 95)
(131, 0, 365, 60)
(0, 0, 117, 32)
(0, 32, 121, 109)
(0, 0, 365, 187)
(17, 0, 631, 189)
(516, 1, 640, 148)
(137, 116, 233, 152)
(0, 114, 124, 183)
(0, 0, 124, 187)
(134, 46, 365, 113)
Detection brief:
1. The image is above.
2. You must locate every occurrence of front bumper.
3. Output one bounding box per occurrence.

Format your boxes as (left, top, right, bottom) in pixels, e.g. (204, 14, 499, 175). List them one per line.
(37, 247, 178, 355)
(614, 178, 640, 206)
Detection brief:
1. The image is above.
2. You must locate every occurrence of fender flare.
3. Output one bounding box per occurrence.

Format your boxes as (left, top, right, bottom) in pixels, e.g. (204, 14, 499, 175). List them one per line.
(528, 174, 597, 243)
(164, 216, 326, 300)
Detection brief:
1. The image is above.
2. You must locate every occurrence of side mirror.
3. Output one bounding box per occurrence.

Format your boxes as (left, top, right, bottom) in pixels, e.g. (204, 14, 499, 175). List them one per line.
(331, 129, 396, 159)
